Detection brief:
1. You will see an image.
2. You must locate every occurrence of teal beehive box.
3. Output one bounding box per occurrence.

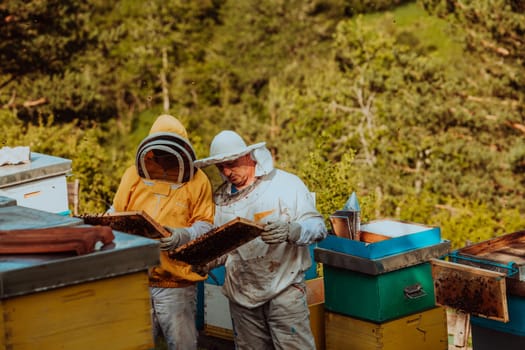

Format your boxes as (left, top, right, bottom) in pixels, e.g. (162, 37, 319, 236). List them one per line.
(317, 218, 443, 322)
(315, 236, 450, 323)
(323, 261, 436, 322)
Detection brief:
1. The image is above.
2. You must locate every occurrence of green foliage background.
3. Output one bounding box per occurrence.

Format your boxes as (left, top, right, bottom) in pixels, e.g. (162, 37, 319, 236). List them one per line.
(1, 0, 525, 249)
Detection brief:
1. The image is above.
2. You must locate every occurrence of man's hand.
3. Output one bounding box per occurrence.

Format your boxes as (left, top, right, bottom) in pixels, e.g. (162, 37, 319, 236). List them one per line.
(159, 227, 190, 251)
(261, 221, 302, 244)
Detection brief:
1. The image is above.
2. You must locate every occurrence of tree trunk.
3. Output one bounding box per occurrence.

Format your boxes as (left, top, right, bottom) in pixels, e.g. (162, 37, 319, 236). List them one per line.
(161, 47, 170, 112)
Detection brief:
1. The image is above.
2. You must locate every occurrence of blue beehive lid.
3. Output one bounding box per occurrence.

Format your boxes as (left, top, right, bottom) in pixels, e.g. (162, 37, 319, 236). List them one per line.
(318, 218, 441, 259)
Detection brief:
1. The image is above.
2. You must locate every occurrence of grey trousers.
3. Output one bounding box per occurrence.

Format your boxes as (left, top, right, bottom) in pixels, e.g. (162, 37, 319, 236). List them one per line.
(150, 286, 197, 350)
(229, 282, 315, 350)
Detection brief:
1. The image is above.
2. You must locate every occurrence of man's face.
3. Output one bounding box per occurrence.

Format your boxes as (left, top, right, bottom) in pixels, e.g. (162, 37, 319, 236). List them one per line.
(216, 154, 256, 189)
(144, 149, 181, 182)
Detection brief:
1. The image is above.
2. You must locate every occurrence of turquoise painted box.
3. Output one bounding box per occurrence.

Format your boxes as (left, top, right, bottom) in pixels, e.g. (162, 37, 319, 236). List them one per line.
(323, 262, 436, 322)
(318, 219, 441, 259)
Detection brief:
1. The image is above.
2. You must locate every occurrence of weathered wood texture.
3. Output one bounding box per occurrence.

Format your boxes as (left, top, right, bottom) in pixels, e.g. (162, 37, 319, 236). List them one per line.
(456, 229, 525, 267)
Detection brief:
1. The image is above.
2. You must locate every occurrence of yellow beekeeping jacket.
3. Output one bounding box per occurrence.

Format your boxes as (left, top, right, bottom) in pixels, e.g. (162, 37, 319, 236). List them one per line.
(113, 115, 214, 287)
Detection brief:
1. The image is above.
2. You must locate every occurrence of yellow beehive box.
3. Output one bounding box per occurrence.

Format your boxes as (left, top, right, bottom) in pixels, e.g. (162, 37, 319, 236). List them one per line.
(1, 272, 153, 350)
(325, 307, 448, 350)
(0, 206, 160, 350)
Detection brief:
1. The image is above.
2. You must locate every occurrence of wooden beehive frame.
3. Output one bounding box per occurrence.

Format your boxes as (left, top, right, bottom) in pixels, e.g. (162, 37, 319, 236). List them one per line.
(169, 217, 264, 266)
(431, 258, 509, 322)
(456, 229, 525, 267)
(79, 211, 169, 239)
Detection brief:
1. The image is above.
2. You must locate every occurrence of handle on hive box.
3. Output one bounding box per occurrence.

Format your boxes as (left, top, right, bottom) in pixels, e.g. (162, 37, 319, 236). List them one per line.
(404, 283, 427, 299)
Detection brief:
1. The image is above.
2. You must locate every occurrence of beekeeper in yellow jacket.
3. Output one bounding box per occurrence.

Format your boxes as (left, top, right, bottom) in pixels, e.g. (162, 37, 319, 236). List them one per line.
(112, 114, 214, 350)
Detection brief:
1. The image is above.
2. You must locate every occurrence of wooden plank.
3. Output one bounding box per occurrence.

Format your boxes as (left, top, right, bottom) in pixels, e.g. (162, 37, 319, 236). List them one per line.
(204, 324, 234, 341)
(458, 230, 525, 265)
(431, 259, 509, 322)
(79, 211, 169, 239)
(360, 230, 390, 243)
(451, 311, 470, 347)
(169, 217, 263, 266)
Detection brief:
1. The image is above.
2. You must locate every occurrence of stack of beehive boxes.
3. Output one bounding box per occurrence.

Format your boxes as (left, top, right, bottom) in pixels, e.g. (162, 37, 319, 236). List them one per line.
(0, 199, 159, 350)
(316, 219, 450, 350)
(431, 229, 525, 350)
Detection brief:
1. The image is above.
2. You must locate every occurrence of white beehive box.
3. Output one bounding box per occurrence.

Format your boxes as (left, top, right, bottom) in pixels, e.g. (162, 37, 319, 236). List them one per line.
(0, 152, 71, 215)
(204, 283, 234, 340)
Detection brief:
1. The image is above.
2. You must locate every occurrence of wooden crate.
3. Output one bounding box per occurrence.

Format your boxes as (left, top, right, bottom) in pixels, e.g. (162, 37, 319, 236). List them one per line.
(325, 307, 448, 350)
(1, 272, 153, 350)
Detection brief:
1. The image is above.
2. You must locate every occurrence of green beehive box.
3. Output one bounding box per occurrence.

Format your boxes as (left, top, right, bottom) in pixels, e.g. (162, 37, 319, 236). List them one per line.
(323, 262, 436, 322)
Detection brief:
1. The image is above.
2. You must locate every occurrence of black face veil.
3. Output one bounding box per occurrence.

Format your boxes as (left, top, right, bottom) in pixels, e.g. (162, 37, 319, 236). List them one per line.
(136, 132, 197, 183)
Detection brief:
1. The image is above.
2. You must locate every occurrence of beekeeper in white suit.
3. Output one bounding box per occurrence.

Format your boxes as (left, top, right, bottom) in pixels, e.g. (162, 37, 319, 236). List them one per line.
(195, 130, 327, 350)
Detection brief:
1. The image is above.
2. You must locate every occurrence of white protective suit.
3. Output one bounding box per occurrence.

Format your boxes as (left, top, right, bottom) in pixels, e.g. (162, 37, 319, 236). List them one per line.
(196, 131, 327, 349)
(213, 147, 327, 307)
